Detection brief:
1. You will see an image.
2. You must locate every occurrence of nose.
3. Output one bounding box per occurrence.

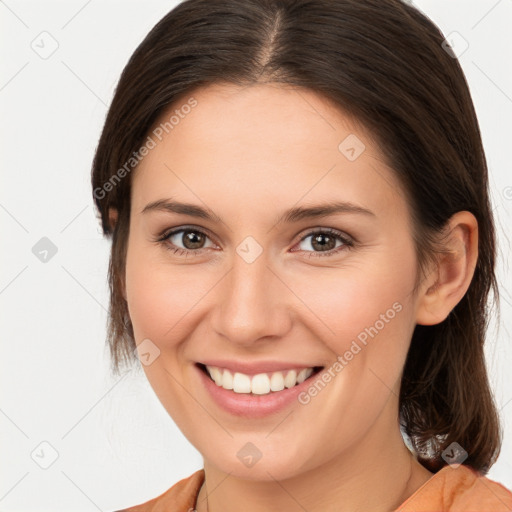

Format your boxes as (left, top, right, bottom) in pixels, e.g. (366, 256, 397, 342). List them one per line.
(210, 248, 292, 347)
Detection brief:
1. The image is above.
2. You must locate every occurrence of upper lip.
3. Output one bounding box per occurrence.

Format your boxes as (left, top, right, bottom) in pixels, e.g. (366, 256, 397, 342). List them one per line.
(197, 360, 323, 376)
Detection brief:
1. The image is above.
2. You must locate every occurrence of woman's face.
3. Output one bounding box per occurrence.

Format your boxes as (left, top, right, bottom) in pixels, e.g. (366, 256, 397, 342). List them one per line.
(124, 83, 424, 480)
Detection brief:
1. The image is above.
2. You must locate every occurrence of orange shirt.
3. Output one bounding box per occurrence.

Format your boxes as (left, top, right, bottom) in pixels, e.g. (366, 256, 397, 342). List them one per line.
(116, 464, 512, 511)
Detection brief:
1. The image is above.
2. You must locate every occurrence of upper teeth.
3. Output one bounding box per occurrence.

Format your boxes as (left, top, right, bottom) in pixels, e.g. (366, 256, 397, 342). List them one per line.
(205, 365, 315, 395)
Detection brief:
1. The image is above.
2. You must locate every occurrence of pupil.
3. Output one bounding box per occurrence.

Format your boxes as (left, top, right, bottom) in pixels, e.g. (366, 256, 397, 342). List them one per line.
(184, 231, 204, 249)
(312, 234, 334, 251)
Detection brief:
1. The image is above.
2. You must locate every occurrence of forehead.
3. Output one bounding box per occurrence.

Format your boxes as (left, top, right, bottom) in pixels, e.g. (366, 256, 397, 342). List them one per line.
(146, 82, 373, 162)
(131, 83, 407, 223)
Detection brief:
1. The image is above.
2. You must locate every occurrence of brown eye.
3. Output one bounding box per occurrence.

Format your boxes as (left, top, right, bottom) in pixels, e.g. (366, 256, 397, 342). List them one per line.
(309, 233, 337, 252)
(159, 226, 216, 255)
(294, 228, 354, 258)
(180, 230, 207, 250)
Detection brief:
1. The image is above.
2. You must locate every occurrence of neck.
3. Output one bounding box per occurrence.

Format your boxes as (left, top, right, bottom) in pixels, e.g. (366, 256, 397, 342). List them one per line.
(196, 404, 433, 512)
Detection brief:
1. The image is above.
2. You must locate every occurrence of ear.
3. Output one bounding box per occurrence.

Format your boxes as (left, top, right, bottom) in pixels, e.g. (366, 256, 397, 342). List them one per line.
(415, 211, 478, 326)
(108, 207, 118, 232)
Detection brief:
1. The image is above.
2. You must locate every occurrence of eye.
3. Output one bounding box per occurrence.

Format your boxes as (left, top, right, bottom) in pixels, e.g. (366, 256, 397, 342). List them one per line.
(156, 226, 217, 257)
(292, 228, 354, 258)
(155, 226, 354, 259)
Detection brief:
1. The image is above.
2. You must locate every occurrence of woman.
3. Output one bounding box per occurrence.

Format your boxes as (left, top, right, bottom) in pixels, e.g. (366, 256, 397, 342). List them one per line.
(91, 0, 512, 510)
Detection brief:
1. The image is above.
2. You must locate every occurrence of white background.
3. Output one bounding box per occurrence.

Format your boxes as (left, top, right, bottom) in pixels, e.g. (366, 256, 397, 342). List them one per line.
(1, 1, 511, 510)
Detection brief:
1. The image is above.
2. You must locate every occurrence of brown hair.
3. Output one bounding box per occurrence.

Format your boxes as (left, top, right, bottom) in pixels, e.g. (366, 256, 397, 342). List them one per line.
(91, 0, 502, 474)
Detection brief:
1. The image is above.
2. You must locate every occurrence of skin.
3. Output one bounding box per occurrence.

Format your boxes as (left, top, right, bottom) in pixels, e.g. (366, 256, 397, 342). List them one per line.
(111, 82, 478, 512)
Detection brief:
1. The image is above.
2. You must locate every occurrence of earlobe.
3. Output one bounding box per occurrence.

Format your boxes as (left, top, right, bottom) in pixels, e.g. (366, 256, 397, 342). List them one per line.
(108, 207, 119, 232)
(415, 211, 478, 326)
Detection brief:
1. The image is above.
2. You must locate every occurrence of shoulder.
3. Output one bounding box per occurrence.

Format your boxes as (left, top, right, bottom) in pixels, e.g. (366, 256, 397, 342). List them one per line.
(397, 464, 512, 511)
(115, 469, 205, 512)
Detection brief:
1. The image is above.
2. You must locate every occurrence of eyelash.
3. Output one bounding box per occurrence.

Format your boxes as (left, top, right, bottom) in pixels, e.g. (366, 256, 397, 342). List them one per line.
(155, 225, 355, 259)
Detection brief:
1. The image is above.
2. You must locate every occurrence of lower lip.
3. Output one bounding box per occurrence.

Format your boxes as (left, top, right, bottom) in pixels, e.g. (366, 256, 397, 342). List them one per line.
(196, 364, 321, 419)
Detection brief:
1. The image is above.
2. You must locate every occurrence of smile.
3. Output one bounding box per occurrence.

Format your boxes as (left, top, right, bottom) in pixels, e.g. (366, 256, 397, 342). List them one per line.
(198, 363, 323, 395)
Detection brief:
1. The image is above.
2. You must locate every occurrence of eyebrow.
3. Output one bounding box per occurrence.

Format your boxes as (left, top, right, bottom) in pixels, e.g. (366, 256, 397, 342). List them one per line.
(141, 198, 375, 224)
(141, 198, 223, 223)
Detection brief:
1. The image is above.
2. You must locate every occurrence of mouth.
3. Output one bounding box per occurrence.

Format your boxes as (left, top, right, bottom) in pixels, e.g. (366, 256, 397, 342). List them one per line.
(196, 363, 324, 396)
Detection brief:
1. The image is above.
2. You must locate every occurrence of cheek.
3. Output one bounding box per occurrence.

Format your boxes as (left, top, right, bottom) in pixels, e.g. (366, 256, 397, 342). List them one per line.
(126, 265, 184, 343)
(289, 250, 417, 364)
(124, 241, 215, 344)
